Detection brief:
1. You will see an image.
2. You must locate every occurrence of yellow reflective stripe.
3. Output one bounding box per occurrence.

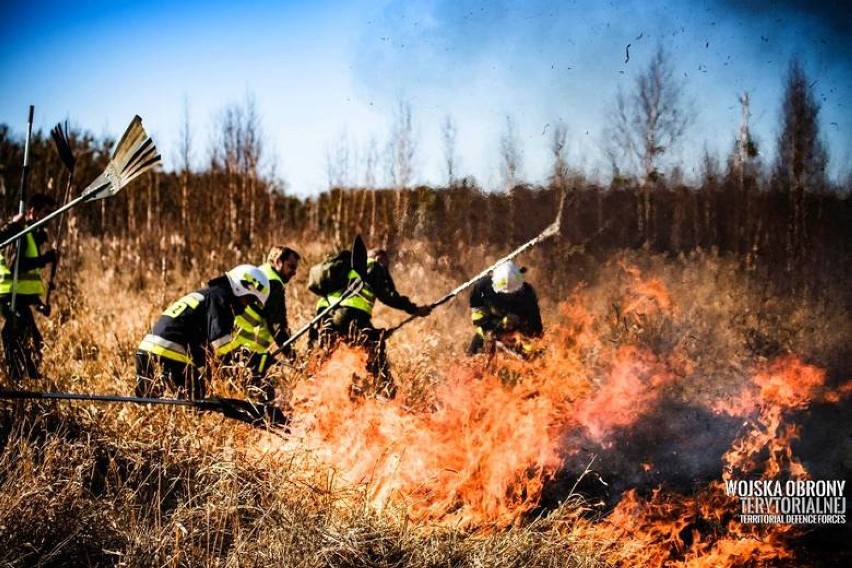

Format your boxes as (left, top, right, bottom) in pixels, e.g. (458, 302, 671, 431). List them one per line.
(260, 263, 283, 284)
(211, 334, 234, 354)
(185, 292, 204, 306)
(314, 266, 375, 315)
(257, 354, 269, 374)
(138, 334, 193, 365)
(471, 307, 487, 323)
(235, 306, 273, 347)
(229, 326, 272, 350)
(0, 271, 41, 281)
(335, 269, 375, 314)
(239, 305, 264, 328)
(219, 305, 274, 356)
(218, 333, 270, 356)
(0, 233, 45, 296)
(216, 340, 236, 357)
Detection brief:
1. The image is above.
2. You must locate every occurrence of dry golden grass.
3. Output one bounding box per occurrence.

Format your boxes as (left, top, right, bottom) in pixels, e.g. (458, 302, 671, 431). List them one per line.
(1, 234, 849, 567)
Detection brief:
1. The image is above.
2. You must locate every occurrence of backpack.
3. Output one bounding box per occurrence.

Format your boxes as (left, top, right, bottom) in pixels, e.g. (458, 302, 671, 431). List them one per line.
(307, 250, 352, 296)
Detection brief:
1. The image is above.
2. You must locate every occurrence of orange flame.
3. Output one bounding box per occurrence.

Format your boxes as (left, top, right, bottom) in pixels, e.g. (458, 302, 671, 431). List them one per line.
(253, 263, 847, 565)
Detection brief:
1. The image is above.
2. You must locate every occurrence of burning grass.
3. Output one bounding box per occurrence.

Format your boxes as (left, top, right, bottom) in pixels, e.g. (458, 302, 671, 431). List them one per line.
(0, 238, 849, 567)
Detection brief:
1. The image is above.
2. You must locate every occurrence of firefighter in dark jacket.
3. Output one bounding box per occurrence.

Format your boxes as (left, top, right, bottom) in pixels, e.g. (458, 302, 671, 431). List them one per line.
(135, 264, 270, 400)
(318, 248, 430, 399)
(260, 246, 300, 356)
(467, 260, 543, 357)
(0, 193, 59, 381)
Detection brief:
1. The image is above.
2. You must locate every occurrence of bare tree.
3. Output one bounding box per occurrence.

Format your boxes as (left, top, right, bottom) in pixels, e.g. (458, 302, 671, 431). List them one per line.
(212, 103, 241, 240)
(325, 129, 353, 189)
(362, 136, 379, 189)
(243, 95, 262, 240)
(385, 97, 417, 235)
(442, 115, 458, 186)
(211, 93, 265, 246)
(730, 93, 761, 188)
(386, 97, 417, 189)
(606, 46, 692, 240)
(548, 120, 569, 189)
(608, 46, 691, 182)
(177, 97, 193, 233)
(773, 58, 827, 262)
(499, 115, 523, 191)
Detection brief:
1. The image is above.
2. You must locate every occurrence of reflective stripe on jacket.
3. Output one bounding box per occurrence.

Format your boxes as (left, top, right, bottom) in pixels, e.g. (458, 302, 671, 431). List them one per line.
(138, 286, 236, 368)
(315, 261, 376, 315)
(137, 334, 194, 365)
(219, 304, 274, 356)
(0, 232, 45, 296)
(260, 263, 283, 286)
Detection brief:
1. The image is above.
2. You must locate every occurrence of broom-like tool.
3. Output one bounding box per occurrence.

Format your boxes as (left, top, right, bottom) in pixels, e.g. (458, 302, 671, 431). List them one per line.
(81, 115, 161, 200)
(1, 115, 162, 248)
(50, 121, 77, 174)
(39, 121, 79, 316)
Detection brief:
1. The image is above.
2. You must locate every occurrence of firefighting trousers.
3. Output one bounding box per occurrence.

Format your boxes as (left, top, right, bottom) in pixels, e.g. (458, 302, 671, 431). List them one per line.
(1, 299, 43, 381)
(135, 351, 205, 400)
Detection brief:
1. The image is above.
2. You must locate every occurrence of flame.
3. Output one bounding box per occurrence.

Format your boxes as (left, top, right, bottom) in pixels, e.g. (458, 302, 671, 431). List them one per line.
(714, 356, 835, 480)
(575, 484, 797, 567)
(573, 345, 677, 444)
(285, 344, 571, 526)
(248, 263, 847, 565)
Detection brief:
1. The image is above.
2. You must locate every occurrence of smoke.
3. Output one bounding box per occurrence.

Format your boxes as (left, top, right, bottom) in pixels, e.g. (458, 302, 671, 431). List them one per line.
(350, 0, 851, 184)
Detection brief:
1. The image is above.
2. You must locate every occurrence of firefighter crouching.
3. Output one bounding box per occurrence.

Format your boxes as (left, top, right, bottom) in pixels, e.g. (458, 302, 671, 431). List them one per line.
(135, 264, 270, 400)
(467, 260, 543, 358)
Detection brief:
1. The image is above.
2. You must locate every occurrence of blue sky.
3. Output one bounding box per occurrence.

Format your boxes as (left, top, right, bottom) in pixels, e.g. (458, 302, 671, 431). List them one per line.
(1, 0, 849, 195)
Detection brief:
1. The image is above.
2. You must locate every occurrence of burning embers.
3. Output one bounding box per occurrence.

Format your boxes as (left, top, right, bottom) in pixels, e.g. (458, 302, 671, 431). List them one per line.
(270, 264, 847, 565)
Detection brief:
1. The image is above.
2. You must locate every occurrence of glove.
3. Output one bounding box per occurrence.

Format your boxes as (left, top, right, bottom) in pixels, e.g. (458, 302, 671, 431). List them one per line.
(501, 313, 521, 331)
(414, 305, 432, 318)
(35, 301, 51, 317)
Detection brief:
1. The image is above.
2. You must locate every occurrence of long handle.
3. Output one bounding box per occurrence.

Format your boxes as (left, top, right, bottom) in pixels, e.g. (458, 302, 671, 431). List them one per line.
(0, 194, 86, 249)
(269, 279, 364, 357)
(386, 195, 564, 336)
(44, 122, 77, 311)
(0, 388, 196, 407)
(0, 389, 272, 425)
(9, 105, 35, 319)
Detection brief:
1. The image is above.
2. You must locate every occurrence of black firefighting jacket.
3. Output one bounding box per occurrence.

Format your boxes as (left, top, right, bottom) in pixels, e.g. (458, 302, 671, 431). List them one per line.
(469, 277, 543, 338)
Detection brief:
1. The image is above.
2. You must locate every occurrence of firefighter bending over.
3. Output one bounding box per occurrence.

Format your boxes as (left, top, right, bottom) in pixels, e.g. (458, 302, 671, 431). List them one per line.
(314, 248, 430, 399)
(135, 264, 270, 400)
(468, 260, 543, 357)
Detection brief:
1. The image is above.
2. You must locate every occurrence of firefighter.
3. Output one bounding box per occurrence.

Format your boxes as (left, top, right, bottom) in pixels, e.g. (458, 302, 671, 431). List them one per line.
(135, 264, 270, 400)
(467, 260, 543, 358)
(0, 193, 59, 381)
(318, 248, 430, 399)
(220, 246, 300, 401)
(261, 246, 300, 355)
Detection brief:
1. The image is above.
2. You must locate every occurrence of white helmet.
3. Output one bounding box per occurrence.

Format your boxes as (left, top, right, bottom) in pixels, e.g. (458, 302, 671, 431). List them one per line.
(226, 264, 270, 306)
(491, 260, 524, 294)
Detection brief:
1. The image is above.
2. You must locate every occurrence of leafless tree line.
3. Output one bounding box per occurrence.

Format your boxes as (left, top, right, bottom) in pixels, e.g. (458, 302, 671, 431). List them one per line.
(0, 51, 845, 287)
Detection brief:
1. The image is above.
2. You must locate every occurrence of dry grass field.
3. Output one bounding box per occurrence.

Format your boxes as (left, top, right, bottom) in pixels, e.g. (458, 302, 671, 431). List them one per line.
(1, 227, 850, 567)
